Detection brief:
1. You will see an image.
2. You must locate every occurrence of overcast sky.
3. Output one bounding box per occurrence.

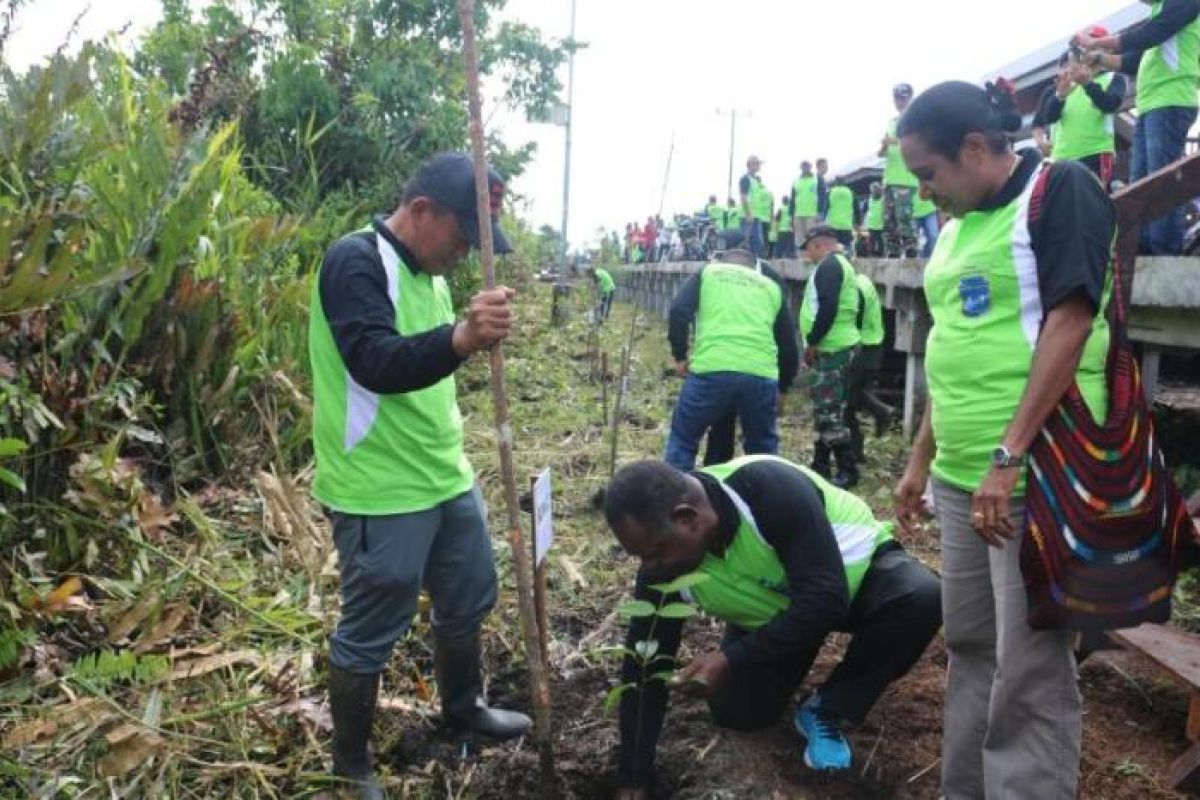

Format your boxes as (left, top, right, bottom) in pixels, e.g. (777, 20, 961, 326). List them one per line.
(9, 0, 1137, 246)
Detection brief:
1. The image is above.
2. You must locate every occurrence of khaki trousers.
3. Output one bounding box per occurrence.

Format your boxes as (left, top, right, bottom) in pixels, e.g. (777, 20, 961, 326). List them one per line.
(934, 479, 1081, 800)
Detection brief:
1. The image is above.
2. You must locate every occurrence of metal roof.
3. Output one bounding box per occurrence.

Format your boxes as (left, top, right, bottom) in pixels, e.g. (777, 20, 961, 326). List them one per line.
(983, 3, 1150, 89)
(834, 3, 1151, 182)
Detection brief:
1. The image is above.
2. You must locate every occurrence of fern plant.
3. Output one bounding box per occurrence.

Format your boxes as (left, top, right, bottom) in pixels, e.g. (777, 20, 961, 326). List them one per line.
(69, 649, 169, 688)
(0, 626, 34, 671)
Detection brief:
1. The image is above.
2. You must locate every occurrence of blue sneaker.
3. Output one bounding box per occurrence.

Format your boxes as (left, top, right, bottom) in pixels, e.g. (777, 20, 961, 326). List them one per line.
(794, 694, 852, 771)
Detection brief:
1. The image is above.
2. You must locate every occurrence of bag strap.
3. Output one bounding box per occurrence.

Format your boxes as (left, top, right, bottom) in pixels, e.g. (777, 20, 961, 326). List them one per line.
(1026, 159, 1127, 331)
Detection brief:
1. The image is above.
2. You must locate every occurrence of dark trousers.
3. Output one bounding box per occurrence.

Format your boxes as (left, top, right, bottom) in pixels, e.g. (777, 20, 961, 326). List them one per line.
(866, 230, 883, 258)
(775, 231, 796, 259)
(598, 292, 613, 321)
(1132, 106, 1198, 255)
(744, 219, 768, 257)
(665, 371, 778, 471)
(703, 414, 738, 466)
(1078, 152, 1115, 190)
(328, 488, 497, 673)
(844, 345, 885, 458)
(707, 544, 941, 729)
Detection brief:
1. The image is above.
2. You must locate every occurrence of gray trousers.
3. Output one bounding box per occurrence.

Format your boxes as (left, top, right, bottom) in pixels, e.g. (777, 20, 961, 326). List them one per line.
(934, 479, 1080, 800)
(328, 487, 498, 674)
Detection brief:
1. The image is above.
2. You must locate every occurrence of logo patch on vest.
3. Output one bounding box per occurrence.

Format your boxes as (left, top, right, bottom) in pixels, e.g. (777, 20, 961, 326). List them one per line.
(959, 275, 991, 318)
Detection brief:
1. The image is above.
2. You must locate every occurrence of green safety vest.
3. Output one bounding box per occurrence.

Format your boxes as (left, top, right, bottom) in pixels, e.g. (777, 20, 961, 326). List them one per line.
(724, 206, 744, 231)
(690, 261, 783, 381)
(1052, 73, 1117, 161)
(310, 230, 474, 514)
(855, 273, 884, 346)
(1138, 0, 1200, 113)
(688, 455, 894, 631)
(707, 203, 727, 230)
(913, 193, 937, 219)
(866, 197, 884, 231)
(924, 163, 1111, 493)
(595, 268, 615, 294)
(827, 186, 855, 231)
(775, 206, 792, 237)
(799, 252, 862, 353)
(748, 174, 773, 221)
(884, 118, 919, 188)
(792, 175, 819, 218)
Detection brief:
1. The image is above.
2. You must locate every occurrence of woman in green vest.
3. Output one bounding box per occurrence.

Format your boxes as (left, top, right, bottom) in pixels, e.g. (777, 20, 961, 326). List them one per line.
(1042, 30, 1128, 188)
(604, 456, 941, 798)
(1079, 2, 1200, 254)
(894, 81, 1115, 800)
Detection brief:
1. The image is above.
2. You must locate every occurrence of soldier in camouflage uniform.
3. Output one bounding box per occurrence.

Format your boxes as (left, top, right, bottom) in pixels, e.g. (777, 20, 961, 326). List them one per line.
(879, 83, 920, 258)
(798, 225, 863, 488)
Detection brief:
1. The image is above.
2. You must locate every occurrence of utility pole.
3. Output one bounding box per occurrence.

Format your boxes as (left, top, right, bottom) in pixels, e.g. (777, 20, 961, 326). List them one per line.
(716, 108, 751, 200)
(559, 0, 577, 264)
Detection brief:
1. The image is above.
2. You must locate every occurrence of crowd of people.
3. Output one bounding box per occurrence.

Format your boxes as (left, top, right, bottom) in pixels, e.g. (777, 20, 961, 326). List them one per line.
(308, 6, 1200, 800)
(623, 1, 1200, 267)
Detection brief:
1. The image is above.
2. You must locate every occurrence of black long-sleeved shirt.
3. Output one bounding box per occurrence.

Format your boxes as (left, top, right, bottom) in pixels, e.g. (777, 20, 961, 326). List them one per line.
(667, 263, 800, 391)
(317, 216, 465, 394)
(1117, 0, 1200, 75)
(805, 253, 859, 348)
(1042, 73, 1129, 123)
(1032, 84, 1057, 131)
(816, 175, 830, 218)
(616, 460, 851, 788)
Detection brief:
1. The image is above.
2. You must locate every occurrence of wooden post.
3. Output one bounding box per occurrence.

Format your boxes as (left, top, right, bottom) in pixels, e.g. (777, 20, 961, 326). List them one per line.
(530, 475, 551, 669)
(456, 1, 556, 792)
(1141, 347, 1161, 405)
(600, 350, 609, 424)
(609, 302, 640, 478)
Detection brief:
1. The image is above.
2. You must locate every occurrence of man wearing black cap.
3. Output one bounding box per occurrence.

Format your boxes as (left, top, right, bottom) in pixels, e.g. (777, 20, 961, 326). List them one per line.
(309, 151, 530, 798)
(878, 84, 920, 258)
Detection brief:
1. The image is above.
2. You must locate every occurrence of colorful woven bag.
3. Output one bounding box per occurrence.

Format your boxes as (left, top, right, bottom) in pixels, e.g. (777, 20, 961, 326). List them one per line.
(1020, 164, 1195, 631)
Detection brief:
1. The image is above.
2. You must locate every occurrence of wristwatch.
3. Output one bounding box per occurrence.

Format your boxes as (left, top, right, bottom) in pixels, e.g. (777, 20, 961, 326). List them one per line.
(991, 445, 1026, 469)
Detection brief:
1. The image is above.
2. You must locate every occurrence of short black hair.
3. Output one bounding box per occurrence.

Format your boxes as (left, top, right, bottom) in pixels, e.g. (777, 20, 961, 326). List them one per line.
(897, 80, 1023, 161)
(604, 460, 689, 536)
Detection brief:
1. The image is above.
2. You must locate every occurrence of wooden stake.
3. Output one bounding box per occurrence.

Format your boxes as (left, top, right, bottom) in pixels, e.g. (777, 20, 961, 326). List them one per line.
(530, 475, 551, 669)
(608, 302, 640, 479)
(456, 1, 557, 792)
(600, 350, 609, 424)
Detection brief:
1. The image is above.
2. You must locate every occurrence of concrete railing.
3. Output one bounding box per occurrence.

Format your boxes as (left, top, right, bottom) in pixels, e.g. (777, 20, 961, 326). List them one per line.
(615, 256, 1200, 436)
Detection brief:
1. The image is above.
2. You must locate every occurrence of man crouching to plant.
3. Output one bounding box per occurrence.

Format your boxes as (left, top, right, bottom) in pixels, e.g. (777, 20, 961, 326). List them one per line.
(604, 455, 941, 798)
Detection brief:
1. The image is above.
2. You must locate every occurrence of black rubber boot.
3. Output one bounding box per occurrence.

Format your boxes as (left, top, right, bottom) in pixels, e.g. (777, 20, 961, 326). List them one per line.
(328, 665, 384, 800)
(832, 443, 860, 490)
(434, 634, 531, 740)
(811, 441, 832, 478)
